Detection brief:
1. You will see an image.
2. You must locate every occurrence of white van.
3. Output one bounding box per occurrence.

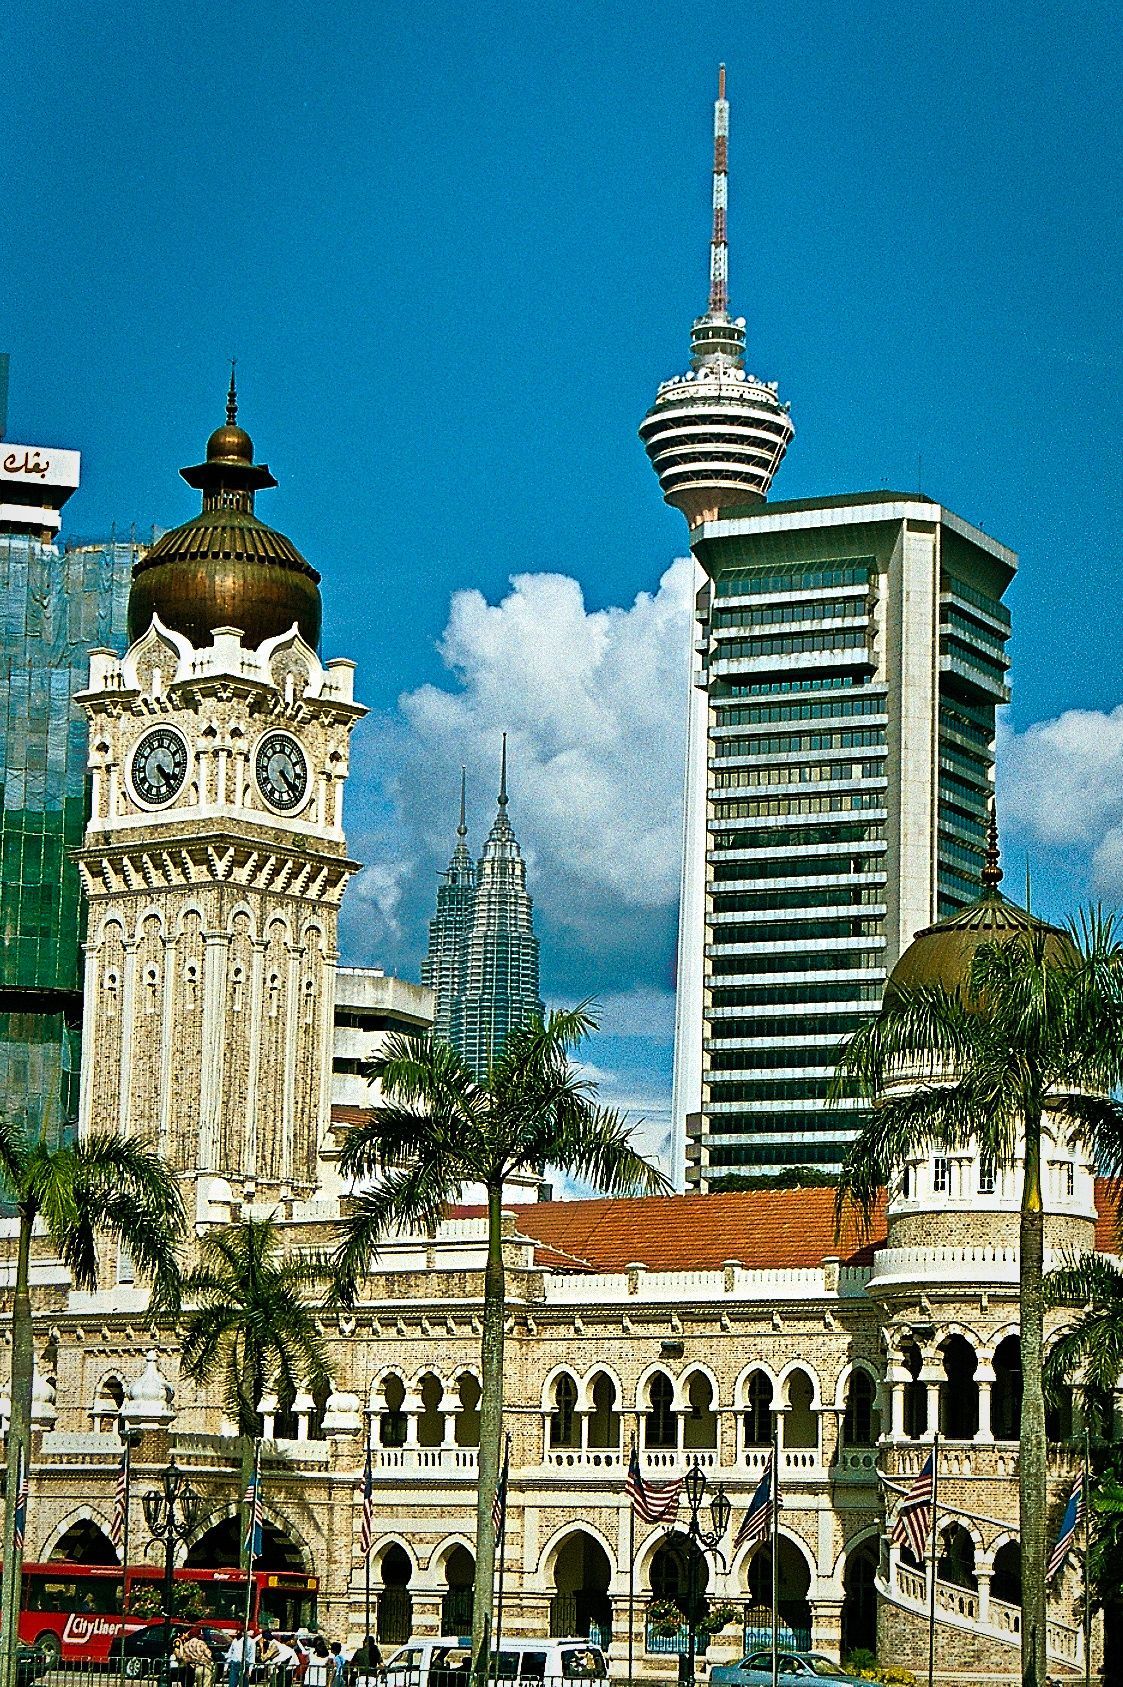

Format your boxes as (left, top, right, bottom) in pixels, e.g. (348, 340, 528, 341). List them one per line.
(384, 1638, 608, 1687)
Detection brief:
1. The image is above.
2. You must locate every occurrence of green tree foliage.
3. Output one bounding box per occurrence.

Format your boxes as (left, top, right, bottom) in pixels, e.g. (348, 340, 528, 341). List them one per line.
(335, 1006, 669, 1676)
(834, 913, 1123, 1687)
(0, 1129, 184, 1687)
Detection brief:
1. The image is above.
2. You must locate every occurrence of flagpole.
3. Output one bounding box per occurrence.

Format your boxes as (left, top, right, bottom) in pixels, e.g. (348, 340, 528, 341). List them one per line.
(364, 1433, 373, 1644)
(494, 1434, 511, 1660)
(628, 1440, 636, 1687)
(1083, 1430, 1091, 1687)
(118, 1437, 133, 1687)
(240, 1439, 262, 1671)
(927, 1433, 939, 1687)
(770, 1418, 779, 1687)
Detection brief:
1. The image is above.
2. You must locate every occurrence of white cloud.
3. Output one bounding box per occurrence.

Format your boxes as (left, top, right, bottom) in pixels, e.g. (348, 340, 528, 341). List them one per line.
(342, 560, 694, 1001)
(998, 706, 1123, 898)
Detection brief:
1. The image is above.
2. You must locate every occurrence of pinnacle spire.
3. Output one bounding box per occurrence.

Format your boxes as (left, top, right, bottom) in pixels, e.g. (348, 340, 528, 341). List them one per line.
(708, 63, 730, 316)
(982, 801, 1003, 893)
(226, 359, 238, 426)
(458, 765, 467, 838)
(498, 732, 508, 810)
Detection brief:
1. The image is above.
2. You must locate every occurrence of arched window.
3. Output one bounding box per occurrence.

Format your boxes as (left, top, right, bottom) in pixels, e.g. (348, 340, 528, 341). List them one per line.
(645, 1373, 676, 1449)
(550, 1375, 579, 1448)
(417, 1373, 444, 1448)
(992, 1541, 1021, 1606)
(992, 1337, 1022, 1442)
(377, 1545, 413, 1644)
(785, 1370, 817, 1450)
(454, 1374, 481, 1447)
(380, 1376, 407, 1448)
(743, 1372, 773, 1447)
(92, 1376, 125, 1433)
(587, 1373, 620, 1451)
(940, 1336, 979, 1440)
(903, 1343, 927, 1440)
(843, 1371, 877, 1447)
(937, 1523, 977, 1591)
(683, 1373, 717, 1450)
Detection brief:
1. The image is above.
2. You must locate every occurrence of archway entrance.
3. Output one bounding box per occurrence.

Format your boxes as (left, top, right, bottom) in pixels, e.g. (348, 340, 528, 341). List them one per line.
(377, 1544, 413, 1645)
(551, 1533, 612, 1644)
(841, 1539, 878, 1656)
(745, 1539, 812, 1651)
(992, 1541, 1021, 1606)
(186, 1514, 305, 1572)
(441, 1545, 474, 1637)
(51, 1521, 118, 1566)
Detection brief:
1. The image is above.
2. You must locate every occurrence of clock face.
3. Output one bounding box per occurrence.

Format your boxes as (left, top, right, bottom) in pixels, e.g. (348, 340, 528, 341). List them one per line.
(131, 727, 188, 806)
(256, 731, 309, 813)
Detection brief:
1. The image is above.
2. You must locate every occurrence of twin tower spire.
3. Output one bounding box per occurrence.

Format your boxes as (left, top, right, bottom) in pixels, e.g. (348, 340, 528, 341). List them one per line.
(421, 737, 544, 1078)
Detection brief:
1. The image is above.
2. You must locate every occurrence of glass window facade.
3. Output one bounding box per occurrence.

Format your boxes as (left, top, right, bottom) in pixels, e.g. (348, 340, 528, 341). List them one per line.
(0, 535, 133, 1140)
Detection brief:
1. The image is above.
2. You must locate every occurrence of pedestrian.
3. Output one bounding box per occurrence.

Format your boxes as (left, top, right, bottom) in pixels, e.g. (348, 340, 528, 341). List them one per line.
(330, 1643, 347, 1687)
(226, 1631, 258, 1687)
(305, 1636, 332, 1687)
(180, 1631, 216, 1687)
(261, 1631, 300, 1687)
(347, 1637, 383, 1687)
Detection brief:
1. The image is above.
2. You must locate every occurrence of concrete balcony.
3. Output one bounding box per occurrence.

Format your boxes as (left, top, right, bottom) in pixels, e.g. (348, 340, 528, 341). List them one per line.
(372, 1445, 478, 1476)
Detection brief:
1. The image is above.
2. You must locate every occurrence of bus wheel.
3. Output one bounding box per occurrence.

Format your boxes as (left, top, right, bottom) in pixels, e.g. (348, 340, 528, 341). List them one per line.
(34, 1634, 61, 1667)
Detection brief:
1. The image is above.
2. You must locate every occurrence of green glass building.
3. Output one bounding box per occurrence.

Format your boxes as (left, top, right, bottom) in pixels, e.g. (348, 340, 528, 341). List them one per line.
(0, 422, 134, 1138)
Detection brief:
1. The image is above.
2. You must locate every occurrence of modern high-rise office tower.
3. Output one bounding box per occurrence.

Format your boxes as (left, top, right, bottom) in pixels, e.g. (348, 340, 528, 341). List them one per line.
(0, 371, 134, 1139)
(641, 78, 1015, 1187)
(422, 740, 545, 1078)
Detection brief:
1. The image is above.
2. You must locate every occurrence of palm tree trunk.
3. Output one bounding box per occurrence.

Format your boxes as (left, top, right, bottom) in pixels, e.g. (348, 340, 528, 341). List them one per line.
(1021, 1106, 1047, 1687)
(471, 1181, 506, 1680)
(1, 1208, 35, 1687)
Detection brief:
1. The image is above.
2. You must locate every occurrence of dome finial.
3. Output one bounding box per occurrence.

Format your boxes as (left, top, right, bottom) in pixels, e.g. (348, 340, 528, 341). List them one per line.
(226, 358, 238, 426)
(982, 801, 1003, 892)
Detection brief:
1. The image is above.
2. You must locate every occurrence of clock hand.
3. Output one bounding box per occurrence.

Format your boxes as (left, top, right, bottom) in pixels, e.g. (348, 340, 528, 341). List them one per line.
(278, 765, 298, 796)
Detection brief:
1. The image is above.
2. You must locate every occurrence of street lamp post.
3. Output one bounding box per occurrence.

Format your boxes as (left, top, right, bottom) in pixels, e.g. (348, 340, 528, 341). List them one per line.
(678, 1462, 731, 1687)
(141, 1457, 200, 1687)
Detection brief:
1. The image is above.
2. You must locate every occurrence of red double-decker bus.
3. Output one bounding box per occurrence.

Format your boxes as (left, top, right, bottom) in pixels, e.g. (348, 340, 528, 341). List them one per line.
(19, 1563, 319, 1663)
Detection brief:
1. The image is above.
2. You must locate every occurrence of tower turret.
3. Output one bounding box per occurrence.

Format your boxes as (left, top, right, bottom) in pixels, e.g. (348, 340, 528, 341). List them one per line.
(639, 66, 794, 525)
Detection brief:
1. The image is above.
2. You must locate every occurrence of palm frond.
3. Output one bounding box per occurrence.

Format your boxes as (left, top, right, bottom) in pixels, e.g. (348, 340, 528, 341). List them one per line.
(333, 1156, 464, 1304)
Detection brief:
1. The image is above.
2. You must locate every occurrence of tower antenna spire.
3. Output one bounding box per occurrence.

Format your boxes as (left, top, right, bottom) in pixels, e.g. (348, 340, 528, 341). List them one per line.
(708, 63, 729, 316)
(226, 358, 238, 425)
(458, 766, 467, 838)
(498, 732, 508, 810)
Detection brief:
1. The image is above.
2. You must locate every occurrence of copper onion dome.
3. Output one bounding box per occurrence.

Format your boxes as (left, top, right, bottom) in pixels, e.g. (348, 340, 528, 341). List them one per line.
(128, 367, 321, 650)
(887, 808, 1074, 998)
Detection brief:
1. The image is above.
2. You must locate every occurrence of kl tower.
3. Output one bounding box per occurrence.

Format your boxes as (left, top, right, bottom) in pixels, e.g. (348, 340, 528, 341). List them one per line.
(639, 66, 794, 524)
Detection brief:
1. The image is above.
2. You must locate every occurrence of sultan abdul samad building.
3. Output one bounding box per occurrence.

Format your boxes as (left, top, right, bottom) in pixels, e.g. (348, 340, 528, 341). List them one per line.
(1, 98, 1112, 1679)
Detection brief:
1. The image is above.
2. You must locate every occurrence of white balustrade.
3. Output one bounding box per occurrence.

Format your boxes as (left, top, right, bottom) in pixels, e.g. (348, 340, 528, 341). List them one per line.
(373, 1445, 477, 1473)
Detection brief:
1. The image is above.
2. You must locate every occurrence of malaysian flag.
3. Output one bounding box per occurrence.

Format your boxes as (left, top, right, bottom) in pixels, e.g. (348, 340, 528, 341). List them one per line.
(110, 1445, 129, 1551)
(492, 1436, 510, 1540)
(625, 1443, 683, 1524)
(1047, 1472, 1087, 1581)
(359, 1445, 374, 1561)
(734, 1454, 779, 1551)
(13, 1448, 28, 1554)
(891, 1453, 935, 1565)
(243, 1461, 262, 1561)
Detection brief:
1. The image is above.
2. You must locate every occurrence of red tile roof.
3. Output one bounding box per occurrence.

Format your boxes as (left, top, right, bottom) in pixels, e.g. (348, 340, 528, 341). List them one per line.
(452, 1188, 886, 1272)
(1095, 1179, 1121, 1251)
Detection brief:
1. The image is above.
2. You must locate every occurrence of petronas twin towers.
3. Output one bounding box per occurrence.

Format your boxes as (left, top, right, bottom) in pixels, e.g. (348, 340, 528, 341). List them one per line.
(421, 737, 545, 1077)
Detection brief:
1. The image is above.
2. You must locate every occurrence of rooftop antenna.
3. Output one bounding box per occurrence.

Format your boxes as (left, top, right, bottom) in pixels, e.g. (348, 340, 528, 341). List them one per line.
(708, 64, 729, 316)
(498, 732, 508, 810)
(458, 766, 468, 838)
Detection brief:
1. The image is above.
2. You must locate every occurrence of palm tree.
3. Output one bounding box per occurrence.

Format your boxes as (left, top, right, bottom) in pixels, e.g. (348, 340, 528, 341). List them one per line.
(156, 1216, 331, 1568)
(833, 909, 1123, 1687)
(0, 1127, 184, 1687)
(333, 1006, 670, 1675)
(1045, 1252, 1123, 1415)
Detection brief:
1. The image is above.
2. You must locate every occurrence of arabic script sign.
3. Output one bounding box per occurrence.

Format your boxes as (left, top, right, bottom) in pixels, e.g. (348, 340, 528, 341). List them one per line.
(0, 442, 80, 491)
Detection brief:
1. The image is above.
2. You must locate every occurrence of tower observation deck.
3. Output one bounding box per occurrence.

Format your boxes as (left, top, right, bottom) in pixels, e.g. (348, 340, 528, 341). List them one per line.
(639, 67, 794, 525)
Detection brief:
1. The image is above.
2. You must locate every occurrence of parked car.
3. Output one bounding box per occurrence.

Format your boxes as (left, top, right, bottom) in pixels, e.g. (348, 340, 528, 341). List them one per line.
(709, 1653, 866, 1687)
(107, 1620, 191, 1681)
(384, 1638, 609, 1687)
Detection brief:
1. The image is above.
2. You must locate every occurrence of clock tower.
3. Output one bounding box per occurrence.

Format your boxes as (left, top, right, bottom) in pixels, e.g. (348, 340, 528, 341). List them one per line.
(75, 382, 364, 1218)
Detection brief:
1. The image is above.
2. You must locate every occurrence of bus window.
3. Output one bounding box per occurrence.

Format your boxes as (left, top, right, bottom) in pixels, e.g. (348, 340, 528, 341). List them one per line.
(191, 1584, 246, 1623)
(259, 1586, 316, 1631)
(23, 1574, 120, 1615)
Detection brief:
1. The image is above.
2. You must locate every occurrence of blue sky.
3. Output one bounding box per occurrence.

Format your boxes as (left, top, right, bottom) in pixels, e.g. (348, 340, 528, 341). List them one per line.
(5, 1, 1122, 1165)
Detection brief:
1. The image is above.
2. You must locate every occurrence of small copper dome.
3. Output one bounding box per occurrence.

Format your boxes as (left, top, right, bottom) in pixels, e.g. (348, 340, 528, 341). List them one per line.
(128, 371, 322, 651)
(205, 422, 255, 464)
(888, 811, 1074, 1000)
